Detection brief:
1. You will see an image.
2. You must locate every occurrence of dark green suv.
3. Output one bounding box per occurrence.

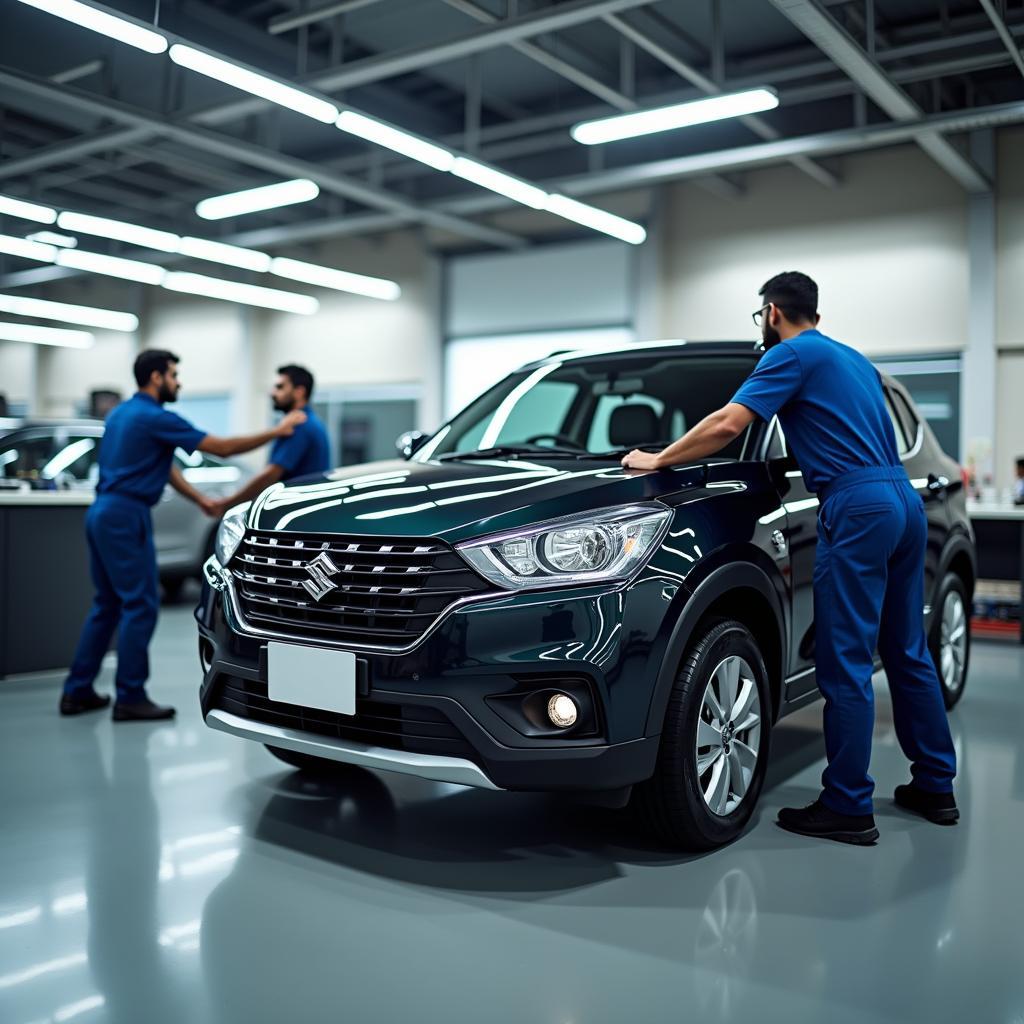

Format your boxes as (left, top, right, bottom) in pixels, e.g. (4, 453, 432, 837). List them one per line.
(196, 341, 975, 849)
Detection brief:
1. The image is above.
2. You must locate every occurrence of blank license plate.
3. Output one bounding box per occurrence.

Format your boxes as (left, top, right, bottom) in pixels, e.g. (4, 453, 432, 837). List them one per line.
(267, 642, 356, 716)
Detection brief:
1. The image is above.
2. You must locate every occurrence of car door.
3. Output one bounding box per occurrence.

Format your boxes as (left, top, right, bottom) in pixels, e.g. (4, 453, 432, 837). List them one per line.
(885, 382, 948, 607)
(763, 418, 820, 695)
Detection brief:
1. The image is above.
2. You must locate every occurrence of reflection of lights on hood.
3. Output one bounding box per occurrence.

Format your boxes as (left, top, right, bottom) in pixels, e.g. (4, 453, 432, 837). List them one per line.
(758, 507, 787, 525)
(0, 905, 41, 930)
(54, 994, 106, 1021)
(0, 951, 88, 990)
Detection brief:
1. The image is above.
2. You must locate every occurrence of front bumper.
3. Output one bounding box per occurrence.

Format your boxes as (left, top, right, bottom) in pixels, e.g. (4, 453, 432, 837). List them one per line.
(196, 558, 665, 791)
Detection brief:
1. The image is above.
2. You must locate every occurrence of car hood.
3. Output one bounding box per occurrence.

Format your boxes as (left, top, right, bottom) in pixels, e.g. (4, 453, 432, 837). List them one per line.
(248, 456, 711, 542)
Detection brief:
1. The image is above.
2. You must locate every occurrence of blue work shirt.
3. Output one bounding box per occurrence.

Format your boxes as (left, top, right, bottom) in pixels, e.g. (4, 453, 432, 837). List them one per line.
(96, 393, 207, 507)
(269, 406, 330, 480)
(731, 329, 901, 494)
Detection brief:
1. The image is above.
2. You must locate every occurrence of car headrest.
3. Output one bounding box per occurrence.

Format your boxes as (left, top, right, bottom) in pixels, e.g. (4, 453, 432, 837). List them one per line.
(608, 404, 660, 448)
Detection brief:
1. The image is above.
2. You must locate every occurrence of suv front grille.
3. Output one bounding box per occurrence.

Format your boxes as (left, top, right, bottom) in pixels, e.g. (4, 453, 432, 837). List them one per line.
(230, 530, 493, 648)
(213, 674, 477, 761)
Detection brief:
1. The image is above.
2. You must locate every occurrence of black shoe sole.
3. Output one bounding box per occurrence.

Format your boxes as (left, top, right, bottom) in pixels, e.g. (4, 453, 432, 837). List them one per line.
(893, 796, 959, 826)
(776, 820, 880, 845)
(60, 699, 111, 716)
(112, 709, 176, 722)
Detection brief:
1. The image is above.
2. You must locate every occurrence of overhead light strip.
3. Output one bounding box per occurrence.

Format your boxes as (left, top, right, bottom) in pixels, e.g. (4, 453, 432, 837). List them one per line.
(0, 233, 319, 315)
(168, 44, 339, 124)
(5, 201, 400, 299)
(571, 88, 780, 144)
(8, 7, 648, 245)
(0, 294, 138, 332)
(0, 193, 57, 224)
(13, 0, 167, 54)
(195, 179, 320, 221)
(0, 320, 94, 349)
(26, 230, 78, 248)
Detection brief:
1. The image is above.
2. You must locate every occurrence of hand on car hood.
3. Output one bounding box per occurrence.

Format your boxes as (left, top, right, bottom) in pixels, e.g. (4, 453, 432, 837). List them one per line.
(249, 456, 708, 542)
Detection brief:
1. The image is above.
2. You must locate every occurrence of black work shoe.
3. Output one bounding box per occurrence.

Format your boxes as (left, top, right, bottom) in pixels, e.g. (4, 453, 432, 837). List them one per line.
(894, 783, 959, 825)
(113, 700, 176, 722)
(60, 691, 111, 716)
(777, 798, 880, 845)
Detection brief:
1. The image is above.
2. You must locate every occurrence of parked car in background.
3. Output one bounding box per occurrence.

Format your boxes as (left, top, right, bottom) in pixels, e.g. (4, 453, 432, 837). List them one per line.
(196, 341, 975, 850)
(0, 418, 246, 599)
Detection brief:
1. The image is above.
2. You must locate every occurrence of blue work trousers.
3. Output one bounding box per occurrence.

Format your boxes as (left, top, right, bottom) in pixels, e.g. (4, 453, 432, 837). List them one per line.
(64, 493, 159, 704)
(814, 466, 957, 815)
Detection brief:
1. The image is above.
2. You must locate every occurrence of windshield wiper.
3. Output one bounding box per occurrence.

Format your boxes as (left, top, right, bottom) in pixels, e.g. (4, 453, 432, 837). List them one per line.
(436, 444, 582, 462)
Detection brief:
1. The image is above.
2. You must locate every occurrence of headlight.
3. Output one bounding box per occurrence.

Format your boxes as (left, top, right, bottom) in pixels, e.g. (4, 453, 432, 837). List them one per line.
(458, 505, 670, 589)
(214, 501, 251, 567)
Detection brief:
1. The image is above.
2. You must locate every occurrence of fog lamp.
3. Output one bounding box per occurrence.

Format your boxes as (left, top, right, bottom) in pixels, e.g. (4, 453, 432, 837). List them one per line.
(547, 693, 578, 728)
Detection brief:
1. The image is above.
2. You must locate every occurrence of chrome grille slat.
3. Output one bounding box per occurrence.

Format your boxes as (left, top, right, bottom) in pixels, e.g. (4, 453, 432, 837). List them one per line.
(230, 529, 493, 649)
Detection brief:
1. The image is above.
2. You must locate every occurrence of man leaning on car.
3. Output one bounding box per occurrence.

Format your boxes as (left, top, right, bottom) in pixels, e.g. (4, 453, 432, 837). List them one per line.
(60, 349, 306, 722)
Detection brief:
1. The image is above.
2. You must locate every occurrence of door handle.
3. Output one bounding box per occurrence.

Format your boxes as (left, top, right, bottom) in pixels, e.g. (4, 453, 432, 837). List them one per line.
(927, 474, 949, 494)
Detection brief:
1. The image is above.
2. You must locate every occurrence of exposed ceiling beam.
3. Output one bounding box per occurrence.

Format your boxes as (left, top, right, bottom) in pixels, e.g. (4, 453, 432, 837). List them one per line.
(977, 0, 1024, 82)
(442, 0, 636, 112)
(8, 97, 1023, 292)
(0, 66, 524, 250)
(191, 0, 658, 127)
(0, 127, 152, 181)
(268, 0, 386, 36)
(441, 0, 741, 199)
(767, 0, 991, 193)
(605, 10, 840, 188)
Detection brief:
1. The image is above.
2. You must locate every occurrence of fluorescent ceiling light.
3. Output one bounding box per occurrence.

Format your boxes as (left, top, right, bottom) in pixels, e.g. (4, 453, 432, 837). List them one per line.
(178, 236, 272, 273)
(58, 211, 178, 252)
(56, 248, 166, 285)
(195, 179, 320, 221)
(543, 194, 647, 245)
(451, 157, 548, 209)
(0, 294, 138, 332)
(270, 257, 400, 301)
(13, 0, 167, 52)
(26, 230, 77, 247)
(0, 320, 93, 348)
(571, 88, 780, 144)
(336, 111, 454, 172)
(163, 272, 319, 315)
(0, 234, 58, 262)
(168, 45, 339, 124)
(0, 193, 57, 224)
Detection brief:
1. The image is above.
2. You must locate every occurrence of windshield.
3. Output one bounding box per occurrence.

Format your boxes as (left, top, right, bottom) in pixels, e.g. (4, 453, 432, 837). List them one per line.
(416, 353, 756, 461)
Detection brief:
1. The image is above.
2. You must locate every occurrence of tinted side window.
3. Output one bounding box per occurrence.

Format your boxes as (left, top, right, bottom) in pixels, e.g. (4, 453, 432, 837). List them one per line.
(892, 391, 921, 452)
(883, 391, 910, 456)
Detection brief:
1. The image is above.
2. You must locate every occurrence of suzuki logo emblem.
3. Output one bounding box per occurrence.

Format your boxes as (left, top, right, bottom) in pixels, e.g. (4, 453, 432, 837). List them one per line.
(302, 551, 339, 601)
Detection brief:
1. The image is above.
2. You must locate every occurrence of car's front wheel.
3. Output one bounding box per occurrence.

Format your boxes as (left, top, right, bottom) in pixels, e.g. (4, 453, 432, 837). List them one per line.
(634, 619, 772, 850)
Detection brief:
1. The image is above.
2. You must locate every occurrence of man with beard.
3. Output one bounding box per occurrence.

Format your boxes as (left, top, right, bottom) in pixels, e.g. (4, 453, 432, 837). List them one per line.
(61, 349, 306, 721)
(212, 364, 329, 516)
(622, 272, 957, 844)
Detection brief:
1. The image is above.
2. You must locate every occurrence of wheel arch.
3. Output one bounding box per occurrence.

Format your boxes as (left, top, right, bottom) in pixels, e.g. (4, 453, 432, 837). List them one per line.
(645, 561, 787, 737)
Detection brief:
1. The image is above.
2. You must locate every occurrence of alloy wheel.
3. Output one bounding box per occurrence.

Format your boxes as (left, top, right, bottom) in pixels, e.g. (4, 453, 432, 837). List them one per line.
(695, 655, 762, 816)
(939, 590, 967, 693)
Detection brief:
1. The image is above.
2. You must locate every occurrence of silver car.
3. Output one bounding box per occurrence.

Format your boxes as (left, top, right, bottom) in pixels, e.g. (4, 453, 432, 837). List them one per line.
(0, 418, 246, 599)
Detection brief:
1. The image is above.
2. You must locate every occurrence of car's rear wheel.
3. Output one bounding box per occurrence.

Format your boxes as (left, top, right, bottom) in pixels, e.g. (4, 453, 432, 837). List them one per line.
(929, 573, 970, 710)
(633, 619, 772, 850)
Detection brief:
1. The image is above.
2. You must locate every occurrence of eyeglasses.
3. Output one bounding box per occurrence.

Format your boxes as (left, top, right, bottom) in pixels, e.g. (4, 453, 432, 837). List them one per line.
(752, 304, 770, 327)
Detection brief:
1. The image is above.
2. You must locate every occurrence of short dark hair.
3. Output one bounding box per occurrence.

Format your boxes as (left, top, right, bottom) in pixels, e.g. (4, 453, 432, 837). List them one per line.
(134, 349, 179, 388)
(277, 364, 314, 399)
(1016, 456, 1024, 471)
(759, 271, 819, 325)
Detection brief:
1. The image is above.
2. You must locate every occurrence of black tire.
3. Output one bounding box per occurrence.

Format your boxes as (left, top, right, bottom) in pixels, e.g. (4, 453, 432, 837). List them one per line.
(928, 573, 971, 710)
(632, 619, 772, 850)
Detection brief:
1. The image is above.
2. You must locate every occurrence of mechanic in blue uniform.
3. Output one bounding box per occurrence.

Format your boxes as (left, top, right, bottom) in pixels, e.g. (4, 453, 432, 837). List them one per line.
(61, 349, 306, 722)
(622, 272, 958, 844)
(211, 363, 330, 515)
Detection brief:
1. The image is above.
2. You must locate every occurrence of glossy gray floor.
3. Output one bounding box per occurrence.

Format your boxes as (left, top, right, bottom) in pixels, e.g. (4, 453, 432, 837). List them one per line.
(2, 606, 1022, 1024)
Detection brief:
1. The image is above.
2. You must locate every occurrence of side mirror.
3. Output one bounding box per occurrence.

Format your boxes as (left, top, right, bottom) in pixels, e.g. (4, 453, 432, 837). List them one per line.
(396, 430, 428, 459)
